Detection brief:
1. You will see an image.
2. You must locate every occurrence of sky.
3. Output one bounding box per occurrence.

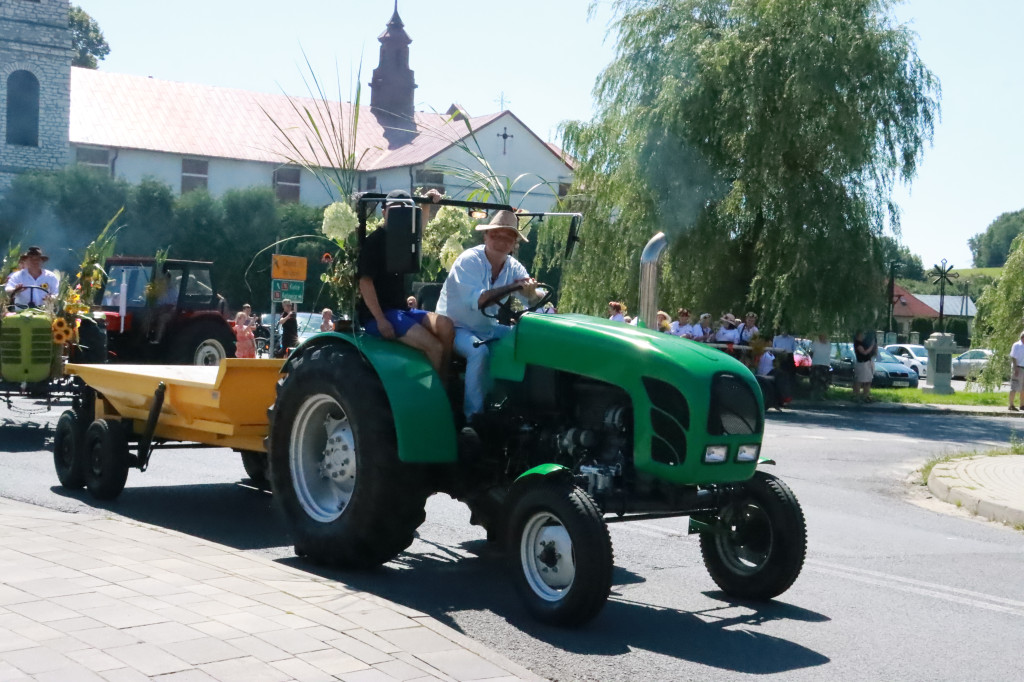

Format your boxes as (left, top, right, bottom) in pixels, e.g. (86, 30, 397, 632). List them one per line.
(77, 0, 1024, 272)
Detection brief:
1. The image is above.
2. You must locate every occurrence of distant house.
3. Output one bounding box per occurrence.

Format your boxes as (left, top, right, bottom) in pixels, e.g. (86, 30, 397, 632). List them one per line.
(2, 2, 573, 212)
(891, 284, 976, 336)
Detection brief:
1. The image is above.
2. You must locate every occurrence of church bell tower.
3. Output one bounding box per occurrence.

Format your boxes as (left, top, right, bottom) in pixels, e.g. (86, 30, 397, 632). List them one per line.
(369, 3, 417, 125)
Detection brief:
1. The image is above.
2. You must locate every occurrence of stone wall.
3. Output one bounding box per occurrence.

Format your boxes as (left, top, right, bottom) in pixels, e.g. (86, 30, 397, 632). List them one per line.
(0, 0, 72, 189)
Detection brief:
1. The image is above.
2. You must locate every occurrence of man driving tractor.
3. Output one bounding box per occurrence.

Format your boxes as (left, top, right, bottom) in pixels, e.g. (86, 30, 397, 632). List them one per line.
(437, 209, 542, 431)
(4, 246, 59, 309)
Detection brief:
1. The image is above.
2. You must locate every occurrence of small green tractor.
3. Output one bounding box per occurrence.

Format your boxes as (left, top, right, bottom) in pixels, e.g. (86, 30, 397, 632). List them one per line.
(258, 194, 806, 625)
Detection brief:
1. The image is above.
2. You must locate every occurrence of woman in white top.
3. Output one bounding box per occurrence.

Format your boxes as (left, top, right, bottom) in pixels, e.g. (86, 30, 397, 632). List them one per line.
(607, 301, 625, 322)
(716, 313, 741, 343)
(669, 308, 695, 338)
(692, 313, 714, 342)
(738, 312, 759, 344)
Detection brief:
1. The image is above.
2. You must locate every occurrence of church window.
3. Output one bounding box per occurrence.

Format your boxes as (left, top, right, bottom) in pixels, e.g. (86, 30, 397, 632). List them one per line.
(76, 146, 110, 171)
(6, 70, 40, 147)
(181, 158, 208, 193)
(273, 167, 301, 203)
(414, 170, 444, 194)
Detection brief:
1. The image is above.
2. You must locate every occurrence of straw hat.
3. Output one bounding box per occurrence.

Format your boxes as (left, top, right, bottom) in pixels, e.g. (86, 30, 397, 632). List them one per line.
(475, 210, 528, 242)
(719, 312, 738, 327)
(21, 246, 49, 262)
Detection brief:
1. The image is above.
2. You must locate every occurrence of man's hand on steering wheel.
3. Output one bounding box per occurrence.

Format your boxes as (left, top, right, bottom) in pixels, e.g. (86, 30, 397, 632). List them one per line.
(480, 280, 553, 322)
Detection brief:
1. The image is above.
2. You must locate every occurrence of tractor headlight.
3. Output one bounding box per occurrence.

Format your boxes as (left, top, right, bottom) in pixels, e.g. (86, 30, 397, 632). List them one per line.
(704, 445, 728, 463)
(737, 444, 760, 462)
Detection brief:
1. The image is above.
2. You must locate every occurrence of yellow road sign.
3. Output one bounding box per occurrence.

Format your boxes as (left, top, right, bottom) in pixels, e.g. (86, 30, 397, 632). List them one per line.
(272, 254, 307, 281)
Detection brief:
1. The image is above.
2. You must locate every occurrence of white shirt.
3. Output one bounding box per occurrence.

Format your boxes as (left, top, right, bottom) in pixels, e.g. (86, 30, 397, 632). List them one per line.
(716, 326, 740, 343)
(757, 351, 775, 376)
(772, 334, 797, 353)
(1010, 341, 1024, 366)
(437, 245, 530, 336)
(739, 323, 759, 343)
(4, 268, 60, 308)
(609, 313, 625, 322)
(811, 339, 832, 366)
(670, 321, 695, 338)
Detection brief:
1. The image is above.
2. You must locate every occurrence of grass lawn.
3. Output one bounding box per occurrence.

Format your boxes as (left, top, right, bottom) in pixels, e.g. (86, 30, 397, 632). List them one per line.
(821, 385, 1008, 406)
(951, 267, 1002, 279)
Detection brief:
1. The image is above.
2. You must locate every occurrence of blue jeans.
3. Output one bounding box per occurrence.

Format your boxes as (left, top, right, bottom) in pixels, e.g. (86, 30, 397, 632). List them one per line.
(453, 325, 512, 419)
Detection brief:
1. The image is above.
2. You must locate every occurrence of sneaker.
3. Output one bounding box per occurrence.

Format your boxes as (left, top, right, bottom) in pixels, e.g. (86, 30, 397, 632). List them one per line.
(1009, 405, 1019, 412)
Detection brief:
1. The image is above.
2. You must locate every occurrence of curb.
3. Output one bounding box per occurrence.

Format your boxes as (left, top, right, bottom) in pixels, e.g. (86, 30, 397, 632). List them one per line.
(927, 457, 1024, 527)
(789, 400, 1024, 418)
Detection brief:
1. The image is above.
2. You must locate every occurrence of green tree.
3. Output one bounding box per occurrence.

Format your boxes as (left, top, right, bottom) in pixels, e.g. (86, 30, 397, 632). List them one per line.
(879, 236, 925, 281)
(975, 233, 1024, 386)
(968, 208, 1024, 267)
(557, 0, 939, 333)
(69, 5, 110, 69)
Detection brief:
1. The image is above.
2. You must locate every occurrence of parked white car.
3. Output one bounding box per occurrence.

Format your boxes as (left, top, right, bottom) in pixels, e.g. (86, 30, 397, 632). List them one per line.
(883, 344, 929, 379)
(951, 348, 994, 380)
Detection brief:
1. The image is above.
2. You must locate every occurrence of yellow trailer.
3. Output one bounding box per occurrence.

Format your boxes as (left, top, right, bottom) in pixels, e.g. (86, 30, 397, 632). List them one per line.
(67, 359, 283, 452)
(58, 359, 284, 500)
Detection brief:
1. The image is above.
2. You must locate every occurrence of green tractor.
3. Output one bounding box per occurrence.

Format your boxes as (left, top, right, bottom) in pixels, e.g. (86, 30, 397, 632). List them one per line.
(260, 194, 806, 626)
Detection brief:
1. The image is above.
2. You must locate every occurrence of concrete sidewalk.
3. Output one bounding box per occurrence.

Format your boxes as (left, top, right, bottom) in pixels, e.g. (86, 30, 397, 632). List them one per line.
(0, 497, 541, 682)
(790, 398, 1024, 528)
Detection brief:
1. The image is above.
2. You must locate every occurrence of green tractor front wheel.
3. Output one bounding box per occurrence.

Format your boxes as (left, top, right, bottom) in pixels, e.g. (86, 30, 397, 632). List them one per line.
(699, 470, 806, 600)
(506, 479, 614, 626)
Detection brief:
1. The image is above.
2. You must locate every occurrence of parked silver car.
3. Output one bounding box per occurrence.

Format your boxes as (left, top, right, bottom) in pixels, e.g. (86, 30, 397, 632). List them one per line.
(883, 343, 929, 379)
(951, 348, 994, 380)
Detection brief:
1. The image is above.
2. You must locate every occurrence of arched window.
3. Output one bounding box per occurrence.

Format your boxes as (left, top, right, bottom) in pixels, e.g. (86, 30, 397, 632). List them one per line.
(7, 70, 40, 147)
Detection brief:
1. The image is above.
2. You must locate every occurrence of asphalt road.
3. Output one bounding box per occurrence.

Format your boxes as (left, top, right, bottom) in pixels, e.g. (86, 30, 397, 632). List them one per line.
(2, 398, 1023, 681)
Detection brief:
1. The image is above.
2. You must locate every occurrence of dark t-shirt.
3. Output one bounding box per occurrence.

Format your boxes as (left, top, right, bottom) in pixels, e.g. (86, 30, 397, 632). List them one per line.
(356, 227, 409, 323)
(281, 314, 298, 348)
(854, 337, 875, 363)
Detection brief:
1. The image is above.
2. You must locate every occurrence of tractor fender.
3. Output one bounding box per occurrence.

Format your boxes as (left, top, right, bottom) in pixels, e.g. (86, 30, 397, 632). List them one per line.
(282, 333, 457, 464)
(504, 464, 574, 510)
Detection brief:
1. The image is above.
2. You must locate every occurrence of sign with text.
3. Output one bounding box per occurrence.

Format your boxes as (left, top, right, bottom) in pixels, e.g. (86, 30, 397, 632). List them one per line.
(272, 279, 305, 303)
(271, 254, 307, 281)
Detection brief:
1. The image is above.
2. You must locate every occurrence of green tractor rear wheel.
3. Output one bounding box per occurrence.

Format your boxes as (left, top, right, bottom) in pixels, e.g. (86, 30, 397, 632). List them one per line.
(267, 344, 428, 568)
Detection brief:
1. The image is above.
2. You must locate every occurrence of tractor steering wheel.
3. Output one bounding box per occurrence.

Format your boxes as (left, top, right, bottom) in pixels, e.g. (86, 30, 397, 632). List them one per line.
(480, 282, 554, 324)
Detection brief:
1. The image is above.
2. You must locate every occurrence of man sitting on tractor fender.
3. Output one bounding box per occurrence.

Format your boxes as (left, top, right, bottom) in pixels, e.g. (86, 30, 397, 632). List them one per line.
(357, 189, 454, 381)
(437, 210, 541, 428)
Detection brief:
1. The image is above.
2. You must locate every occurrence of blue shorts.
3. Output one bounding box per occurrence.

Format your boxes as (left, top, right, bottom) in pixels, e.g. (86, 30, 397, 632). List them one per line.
(364, 308, 429, 338)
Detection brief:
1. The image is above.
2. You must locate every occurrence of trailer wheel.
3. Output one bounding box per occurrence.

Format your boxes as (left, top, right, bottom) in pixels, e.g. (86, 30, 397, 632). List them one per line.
(699, 470, 806, 600)
(506, 479, 613, 626)
(240, 450, 268, 488)
(53, 410, 86, 489)
(267, 344, 427, 568)
(83, 419, 131, 500)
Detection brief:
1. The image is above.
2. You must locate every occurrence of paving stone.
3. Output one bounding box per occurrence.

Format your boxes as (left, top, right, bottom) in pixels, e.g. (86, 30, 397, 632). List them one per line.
(160, 636, 247, 665)
(150, 670, 219, 682)
(416, 650, 511, 682)
(79, 603, 167, 629)
(33, 664, 107, 682)
(10, 577, 92, 599)
(123, 622, 205, 645)
(211, 611, 281, 634)
(99, 666, 150, 681)
(346, 629, 404, 655)
(39, 633, 93, 653)
(66, 647, 126, 673)
(299, 648, 372, 676)
(0, 630, 35, 653)
(51, 592, 122, 611)
(6, 599, 78, 623)
(72, 626, 140, 650)
(190, 620, 246, 640)
(378, 628, 460, 655)
(270, 656, 337, 682)
(0, 660, 30, 681)
(223, 635, 291, 663)
(339, 668, 402, 682)
(343, 609, 418, 633)
(254, 628, 330, 655)
(0, 586, 34, 607)
(105, 642, 192, 676)
(1, 646, 74, 674)
(199, 655, 291, 682)
(373, 659, 437, 682)
(326, 632, 394, 664)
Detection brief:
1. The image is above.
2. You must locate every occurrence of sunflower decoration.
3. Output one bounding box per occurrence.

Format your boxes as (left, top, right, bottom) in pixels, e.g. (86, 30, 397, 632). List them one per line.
(51, 316, 73, 345)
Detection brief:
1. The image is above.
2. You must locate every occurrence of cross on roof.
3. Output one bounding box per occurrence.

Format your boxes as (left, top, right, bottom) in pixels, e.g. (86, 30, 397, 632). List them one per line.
(497, 126, 514, 154)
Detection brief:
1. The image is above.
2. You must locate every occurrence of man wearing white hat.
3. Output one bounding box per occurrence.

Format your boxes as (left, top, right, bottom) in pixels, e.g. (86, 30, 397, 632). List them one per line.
(437, 210, 541, 424)
(4, 246, 59, 309)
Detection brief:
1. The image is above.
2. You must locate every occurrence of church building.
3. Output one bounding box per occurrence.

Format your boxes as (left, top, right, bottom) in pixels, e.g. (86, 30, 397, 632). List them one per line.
(1, 1, 572, 211)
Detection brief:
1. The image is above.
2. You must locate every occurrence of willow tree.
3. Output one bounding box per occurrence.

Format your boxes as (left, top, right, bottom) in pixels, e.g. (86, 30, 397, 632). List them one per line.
(555, 0, 939, 332)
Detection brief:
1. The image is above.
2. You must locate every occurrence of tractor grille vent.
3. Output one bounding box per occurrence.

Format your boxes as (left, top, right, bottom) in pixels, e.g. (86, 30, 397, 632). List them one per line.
(642, 376, 689, 466)
(707, 372, 762, 436)
(29, 327, 53, 363)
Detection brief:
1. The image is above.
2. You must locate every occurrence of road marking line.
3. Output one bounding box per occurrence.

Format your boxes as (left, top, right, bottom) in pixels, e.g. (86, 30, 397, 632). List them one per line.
(807, 559, 1024, 614)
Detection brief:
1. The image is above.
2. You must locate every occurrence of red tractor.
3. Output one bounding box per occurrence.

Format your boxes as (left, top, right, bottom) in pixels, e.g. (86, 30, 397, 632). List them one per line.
(93, 257, 235, 365)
